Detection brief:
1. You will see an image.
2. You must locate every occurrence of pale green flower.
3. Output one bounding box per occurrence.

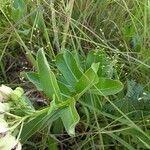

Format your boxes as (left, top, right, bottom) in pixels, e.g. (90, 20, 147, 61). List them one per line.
(0, 118, 8, 135)
(0, 86, 22, 150)
(0, 85, 13, 101)
(0, 133, 21, 150)
(11, 87, 24, 101)
(0, 93, 3, 102)
(0, 117, 22, 150)
(0, 102, 10, 114)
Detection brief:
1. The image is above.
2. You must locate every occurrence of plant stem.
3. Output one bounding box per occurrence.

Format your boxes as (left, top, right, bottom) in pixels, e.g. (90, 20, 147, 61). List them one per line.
(61, 0, 75, 51)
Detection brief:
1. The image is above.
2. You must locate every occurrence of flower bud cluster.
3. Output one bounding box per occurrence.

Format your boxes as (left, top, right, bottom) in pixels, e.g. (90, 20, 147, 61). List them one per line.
(0, 85, 22, 150)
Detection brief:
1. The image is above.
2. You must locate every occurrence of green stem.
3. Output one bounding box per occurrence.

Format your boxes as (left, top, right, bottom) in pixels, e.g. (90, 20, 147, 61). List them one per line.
(61, 0, 75, 51)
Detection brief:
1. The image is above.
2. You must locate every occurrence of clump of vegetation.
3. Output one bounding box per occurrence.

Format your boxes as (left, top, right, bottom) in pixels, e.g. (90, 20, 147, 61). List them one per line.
(0, 0, 150, 149)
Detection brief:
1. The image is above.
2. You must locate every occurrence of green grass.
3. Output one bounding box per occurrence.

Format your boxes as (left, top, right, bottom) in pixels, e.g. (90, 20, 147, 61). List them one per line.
(0, 0, 150, 149)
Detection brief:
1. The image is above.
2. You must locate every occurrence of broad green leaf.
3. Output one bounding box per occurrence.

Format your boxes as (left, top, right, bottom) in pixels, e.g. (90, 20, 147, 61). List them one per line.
(11, 0, 27, 21)
(26, 71, 71, 100)
(57, 75, 75, 92)
(75, 63, 99, 97)
(20, 106, 65, 143)
(20, 112, 50, 143)
(86, 50, 113, 78)
(31, 9, 45, 31)
(0, 133, 21, 150)
(60, 99, 80, 136)
(86, 50, 106, 69)
(37, 48, 62, 103)
(56, 50, 83, 87)
(89, 78, 123, 96)
(86, 50, 97, 69)
(57, 81, 72, 99)
(26, 72, 42, 91)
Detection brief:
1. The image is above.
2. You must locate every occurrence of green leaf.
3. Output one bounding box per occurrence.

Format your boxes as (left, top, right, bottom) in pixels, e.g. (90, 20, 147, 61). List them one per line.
(86, 50, 106, 69)
(89, 78, 123, 96)
(56, 50, 83, 88)
(37, 48, 62, 103)
(57, 80, 72, 99)
(26, 72, 42, 91)
(11, 0, 27, 21)
(60, 99, 80, 136)
(31, 9, 45, 31)
(20, 111, 50, 143)
(86, 50, 113, 78)
(20, 106, 65, 143)
(75, 63, 99, 97)
(86, 50, 97, 69)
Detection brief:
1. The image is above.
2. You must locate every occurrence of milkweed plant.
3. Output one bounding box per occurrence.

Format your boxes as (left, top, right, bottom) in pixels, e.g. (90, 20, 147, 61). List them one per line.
(0, 49, 123, 149)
